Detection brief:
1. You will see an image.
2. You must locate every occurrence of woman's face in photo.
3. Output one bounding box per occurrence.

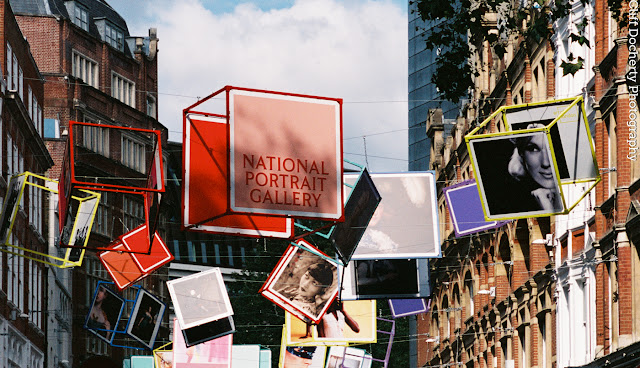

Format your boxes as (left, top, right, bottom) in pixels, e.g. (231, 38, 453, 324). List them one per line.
(298, 271, 323, 298)
(96, 287, 106, 302)
(522, 134, 554, 189)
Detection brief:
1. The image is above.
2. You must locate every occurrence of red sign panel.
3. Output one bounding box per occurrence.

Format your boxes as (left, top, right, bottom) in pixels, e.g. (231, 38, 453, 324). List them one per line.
(229, 88, 343, 220)
(183, 114, 293, 238)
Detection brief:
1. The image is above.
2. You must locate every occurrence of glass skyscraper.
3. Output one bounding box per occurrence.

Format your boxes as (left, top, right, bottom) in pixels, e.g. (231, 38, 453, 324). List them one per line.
(408, 2, 460, 171)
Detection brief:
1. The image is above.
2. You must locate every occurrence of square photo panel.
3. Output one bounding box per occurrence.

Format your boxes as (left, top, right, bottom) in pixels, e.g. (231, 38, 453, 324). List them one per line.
(127, 289, 166, 349)
(329, 168, 381, 265)
(468, 131, 565, 220)
(325, 347, 367, 368)
(261, 239, 339, 323)
(339, 258, 431, 300)
(279, 325, 327, 368)
(172, 318, 232, 368)
(346, 172, 440, 259)
(443, 180, 509, 237)
(84, 282, 125, 344)
(167, 267, 234, 329)
(285, 300, 377, 346)
(389, 298, 429, 318)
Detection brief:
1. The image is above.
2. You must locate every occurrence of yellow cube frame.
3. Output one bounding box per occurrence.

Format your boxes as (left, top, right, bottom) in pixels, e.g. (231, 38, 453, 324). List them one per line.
(0, 172, 100, 268)
(465, 96, 600, 221)
(153, 342, 172, 368)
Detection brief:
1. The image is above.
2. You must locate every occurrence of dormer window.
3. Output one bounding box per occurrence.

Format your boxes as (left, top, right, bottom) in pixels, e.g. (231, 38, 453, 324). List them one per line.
(73, 4, 89, 31)
(105, 23, 124, 51)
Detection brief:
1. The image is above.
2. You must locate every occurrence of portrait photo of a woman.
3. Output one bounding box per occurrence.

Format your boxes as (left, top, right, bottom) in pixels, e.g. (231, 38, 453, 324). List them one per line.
(470, 128, 564, 219)
(507, 124, 564, 212)
(262, 240, 339, 323)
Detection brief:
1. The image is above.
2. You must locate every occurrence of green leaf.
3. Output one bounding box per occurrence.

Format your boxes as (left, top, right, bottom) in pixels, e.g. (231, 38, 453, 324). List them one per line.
(560, 58, 584, 76)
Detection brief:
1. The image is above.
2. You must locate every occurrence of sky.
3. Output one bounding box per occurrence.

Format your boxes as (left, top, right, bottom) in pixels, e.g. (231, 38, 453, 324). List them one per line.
(106, 0, 409, 173)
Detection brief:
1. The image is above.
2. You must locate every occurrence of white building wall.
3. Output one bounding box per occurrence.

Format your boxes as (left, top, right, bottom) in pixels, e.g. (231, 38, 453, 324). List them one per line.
(552, 1, 598, 367)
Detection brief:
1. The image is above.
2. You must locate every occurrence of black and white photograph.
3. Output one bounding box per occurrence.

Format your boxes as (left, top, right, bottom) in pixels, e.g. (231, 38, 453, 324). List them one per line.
(0, 174, 25, 244)
(330, 168, 381, 264)
(261, 240, 339, 323)
(84, 283, 125, 343)
(127, 288, 165, 349)
(66, 194, 100, 262)
(167, 267, 234, 329)
(503, 99, 597, 181)
(468, 131, 565, 220)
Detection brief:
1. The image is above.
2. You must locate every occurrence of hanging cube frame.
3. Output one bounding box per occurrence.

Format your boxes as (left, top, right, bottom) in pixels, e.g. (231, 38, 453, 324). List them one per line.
(465, 96, 600, 221)
(0, 172, 100, 268)
(182, 86, 344, 239)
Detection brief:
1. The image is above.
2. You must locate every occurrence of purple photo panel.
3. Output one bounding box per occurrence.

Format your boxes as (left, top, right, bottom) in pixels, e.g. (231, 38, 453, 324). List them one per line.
(443, 180, 509, 237)
(389, 298, 430, 318)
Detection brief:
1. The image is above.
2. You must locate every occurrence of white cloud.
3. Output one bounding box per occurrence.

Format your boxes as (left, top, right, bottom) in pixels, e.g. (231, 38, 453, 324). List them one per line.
(126, 0, 408, 172)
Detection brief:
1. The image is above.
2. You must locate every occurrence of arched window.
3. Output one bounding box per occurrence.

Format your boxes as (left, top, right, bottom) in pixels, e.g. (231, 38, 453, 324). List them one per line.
(464, 271, 475, 318)
(442, 295, 450, 338)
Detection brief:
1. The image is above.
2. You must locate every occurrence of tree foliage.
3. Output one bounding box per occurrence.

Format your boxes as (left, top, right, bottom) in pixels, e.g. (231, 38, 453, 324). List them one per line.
(412, 0, 622, 104)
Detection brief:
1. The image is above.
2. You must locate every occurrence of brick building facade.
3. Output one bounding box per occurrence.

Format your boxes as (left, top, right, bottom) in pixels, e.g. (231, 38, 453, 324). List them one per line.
(10, 0, 166, 366)
(0, 0, 53, 367)
(416, 0, 640, 367)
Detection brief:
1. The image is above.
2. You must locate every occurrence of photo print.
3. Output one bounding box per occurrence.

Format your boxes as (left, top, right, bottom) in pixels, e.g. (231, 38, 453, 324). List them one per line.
(66, 193, 99, 263)
(281, 346, 326, 368)
(182, 315, 235, 347)
(84, 283, 125, 343)
(154, 350, 173, 368)
(346, 172, 440, 259)
(325, 346, 369, 368)
(172, 318, 233, 368)
(339, 258, 430, 300)
(261, 239, 339, 323)
(127, 289, 166, 349)
(329, 168, 381, 264)
(503, 98, 598, 181)
(0, 174, 25, 244)
(167, 267, 234, 329)
(389, 298, 430, 318)
(355, 259, 418, 296)
(443, 180, 509, 237)
(286, 300, 377, 345)
(468, 131, 565, 220)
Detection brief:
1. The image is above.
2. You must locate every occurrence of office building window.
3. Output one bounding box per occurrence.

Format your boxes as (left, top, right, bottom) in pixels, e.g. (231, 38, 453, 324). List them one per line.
(214, 243, 221, 265)
(172, 239, 180, 259)
(94, 192, 110, 236)
(147, 94, 157, 118)
(227, 245, 234, 267)
(111, 72, 135, 107)
(18, 66, 22, 99)
(123, 195, 144, 231)
(12, 54, 17, 92)
(83, 125, 109, 156)
(6, 43, 12, 90)
(72, 51, 98, 88)
(121, 134, 146, 172)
